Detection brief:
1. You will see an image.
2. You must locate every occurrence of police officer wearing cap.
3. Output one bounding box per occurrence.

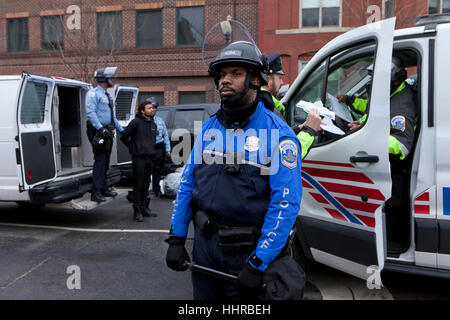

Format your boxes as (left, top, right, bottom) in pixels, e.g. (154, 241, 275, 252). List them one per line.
(262, 53, 322, 159)
(146, 97, 171, 198)
(165, 41, 302, 300)
(262, 53, 286, 116)
(86, 67, 124, 203)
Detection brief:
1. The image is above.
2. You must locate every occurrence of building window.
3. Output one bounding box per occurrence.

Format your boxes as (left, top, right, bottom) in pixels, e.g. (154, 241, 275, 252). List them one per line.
(383, 0, 395, 18)
(138, 92, 165, 106)
(176, 6, 204, 46)
(301, 0, 341, 28)
(429, 0, 450, 13)
(136, 10, 162, 48)
(178, 91, 206, 104)
(298, 59, 310, 74)
(41, 15, 64, 51)
(7, 18, 29, 53)
(97, 11, 122, 50)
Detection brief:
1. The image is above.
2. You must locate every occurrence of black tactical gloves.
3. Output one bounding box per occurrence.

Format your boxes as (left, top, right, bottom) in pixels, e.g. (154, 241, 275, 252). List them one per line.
(99, 127, 112, 139)
(237, 263, 264, 290)
(165, 237, 190, 271)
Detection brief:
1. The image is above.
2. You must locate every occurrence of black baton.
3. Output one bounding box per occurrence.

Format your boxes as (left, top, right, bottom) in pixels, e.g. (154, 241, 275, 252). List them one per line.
(184, 261, 238, 283)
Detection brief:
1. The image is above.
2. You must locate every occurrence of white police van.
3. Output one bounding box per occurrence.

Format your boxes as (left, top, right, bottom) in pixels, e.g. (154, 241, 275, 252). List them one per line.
(0, 72, 138, 209)
(284, 15, 450, 279)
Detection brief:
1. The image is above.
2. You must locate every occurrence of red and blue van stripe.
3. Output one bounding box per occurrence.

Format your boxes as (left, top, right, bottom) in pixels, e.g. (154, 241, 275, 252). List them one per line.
(302, 171, 364, 226)
(301, 160, 386, 228)
(444, 187, 450, 215)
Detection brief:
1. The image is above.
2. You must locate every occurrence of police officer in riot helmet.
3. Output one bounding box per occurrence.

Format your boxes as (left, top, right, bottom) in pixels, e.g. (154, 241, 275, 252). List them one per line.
(86, 67, 124, 202)
(165, 41, 303, 300)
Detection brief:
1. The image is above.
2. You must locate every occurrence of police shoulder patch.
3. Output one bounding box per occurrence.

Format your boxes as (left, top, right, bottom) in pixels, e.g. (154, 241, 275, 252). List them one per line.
(279, 139, 298, 169)
(391, 115, 406, 132)
(88, 90, 96, 98)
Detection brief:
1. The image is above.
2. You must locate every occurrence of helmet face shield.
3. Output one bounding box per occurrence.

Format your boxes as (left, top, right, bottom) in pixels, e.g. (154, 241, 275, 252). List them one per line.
(103, 67, 118, 79)
(203, 19, 268, 88)
(208, 41, 269, 88)
(94, 66, 118, 82)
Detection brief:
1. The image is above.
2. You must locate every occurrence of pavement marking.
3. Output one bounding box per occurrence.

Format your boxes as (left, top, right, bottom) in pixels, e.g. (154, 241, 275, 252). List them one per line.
(0, 223, 170, 234)
(1, 257, 51, 289)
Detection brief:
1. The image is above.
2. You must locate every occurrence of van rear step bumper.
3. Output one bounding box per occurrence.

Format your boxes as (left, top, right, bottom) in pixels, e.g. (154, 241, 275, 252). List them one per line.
(29, 168, 121, 204)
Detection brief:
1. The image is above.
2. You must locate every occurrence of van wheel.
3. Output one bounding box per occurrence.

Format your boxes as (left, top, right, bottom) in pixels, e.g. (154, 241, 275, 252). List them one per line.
(287, 235, 309, 272)
(16, 201, 45, 209)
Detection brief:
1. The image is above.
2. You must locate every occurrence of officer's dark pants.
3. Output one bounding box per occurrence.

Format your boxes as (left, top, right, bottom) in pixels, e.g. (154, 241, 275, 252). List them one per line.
(92, 149, 112, 192)
(132, 155, 154, 205)
(192, 227, 255, 300)
(87, 125, 112, 192)
(151, 144, 165, 194)
(386, 161, 410, 250)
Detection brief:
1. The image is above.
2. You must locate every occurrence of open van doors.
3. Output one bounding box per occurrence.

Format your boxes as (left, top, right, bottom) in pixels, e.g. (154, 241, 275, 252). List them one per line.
(17, 72, 57, 190)
(112, 85, 139, 165)
(287, 18, 395, 280)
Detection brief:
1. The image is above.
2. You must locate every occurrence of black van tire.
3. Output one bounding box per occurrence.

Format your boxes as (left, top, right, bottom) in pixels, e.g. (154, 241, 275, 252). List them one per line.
(287, 234, 309, 272)
(16, 201, 45, 209)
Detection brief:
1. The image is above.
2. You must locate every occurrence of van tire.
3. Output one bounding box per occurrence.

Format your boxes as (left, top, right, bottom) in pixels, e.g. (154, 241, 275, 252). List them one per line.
(287, 234, 309, 272)
(16, 201, 45, 209)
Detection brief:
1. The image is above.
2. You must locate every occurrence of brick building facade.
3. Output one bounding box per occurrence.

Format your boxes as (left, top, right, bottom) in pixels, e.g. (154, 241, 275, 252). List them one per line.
(258, 0, 430, 86)
(0, 0, 258, 105)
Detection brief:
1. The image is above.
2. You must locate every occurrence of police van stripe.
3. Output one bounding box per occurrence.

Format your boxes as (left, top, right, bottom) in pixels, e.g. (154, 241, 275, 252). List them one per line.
(444, 188, 450, 215)
(301, 171, 363, 226)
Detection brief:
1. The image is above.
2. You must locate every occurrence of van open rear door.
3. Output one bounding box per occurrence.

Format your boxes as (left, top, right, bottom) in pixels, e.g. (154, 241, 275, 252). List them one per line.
(112, 86, 139, 165)
(17, 72, 57, 189)
(288, 18, 395, 280)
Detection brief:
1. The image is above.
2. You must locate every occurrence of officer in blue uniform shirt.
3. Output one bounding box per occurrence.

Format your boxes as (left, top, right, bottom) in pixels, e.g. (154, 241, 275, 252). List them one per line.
(86, 67, 124, 202)
(146, 97, 171, 197)
(165, 41, 302, 300)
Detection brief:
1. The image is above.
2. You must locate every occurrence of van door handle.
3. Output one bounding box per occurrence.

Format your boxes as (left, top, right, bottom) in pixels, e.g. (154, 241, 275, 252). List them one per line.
(349, 155, 379, 163)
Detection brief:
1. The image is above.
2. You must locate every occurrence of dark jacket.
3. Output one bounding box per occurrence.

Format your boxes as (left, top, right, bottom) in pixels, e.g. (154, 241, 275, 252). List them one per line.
(120, 113, 157, 156)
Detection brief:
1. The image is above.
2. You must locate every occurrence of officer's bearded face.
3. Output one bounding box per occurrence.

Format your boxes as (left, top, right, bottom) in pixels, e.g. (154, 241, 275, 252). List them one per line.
(218, 66, 259, 106)
(218, 66, 247, 100)
(269, 74, 283, 98)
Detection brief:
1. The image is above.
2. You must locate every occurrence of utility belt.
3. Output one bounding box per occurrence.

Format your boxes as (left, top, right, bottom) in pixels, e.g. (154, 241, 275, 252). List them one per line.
(87, 121, 115, 152)
(87, 120, 115, 132)
(193, 209, 260, 254)
(155, 142, 165, 150)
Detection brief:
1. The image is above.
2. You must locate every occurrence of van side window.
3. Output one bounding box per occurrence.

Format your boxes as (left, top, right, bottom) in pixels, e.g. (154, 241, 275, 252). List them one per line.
(290, 59, 327, 127)
(288, 42, 376, 145)
(174, 109, 203, 131)
(20, 81, 48, 124)
(156, 110, 169, 123)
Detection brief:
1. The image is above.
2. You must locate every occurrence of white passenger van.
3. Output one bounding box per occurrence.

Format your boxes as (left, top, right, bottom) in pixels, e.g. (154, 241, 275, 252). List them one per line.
(285, 15, 450, 279)
(0, 72, 138, 208)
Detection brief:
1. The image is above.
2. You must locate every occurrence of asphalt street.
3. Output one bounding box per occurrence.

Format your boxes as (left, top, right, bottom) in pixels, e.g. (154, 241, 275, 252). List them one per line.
(0, 191, 449, 300)
(0, 192, 192, 300)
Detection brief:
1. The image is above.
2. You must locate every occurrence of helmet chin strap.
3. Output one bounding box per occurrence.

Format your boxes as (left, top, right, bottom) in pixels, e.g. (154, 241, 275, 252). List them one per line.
(221, 72, 259, 106)
(218, 72, 261, 126)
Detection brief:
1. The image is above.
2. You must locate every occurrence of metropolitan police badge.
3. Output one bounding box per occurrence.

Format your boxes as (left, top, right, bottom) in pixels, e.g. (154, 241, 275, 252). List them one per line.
(391, 115, 406, 132)
(279, 140, 298, 169)
(245, 136, 260, 152)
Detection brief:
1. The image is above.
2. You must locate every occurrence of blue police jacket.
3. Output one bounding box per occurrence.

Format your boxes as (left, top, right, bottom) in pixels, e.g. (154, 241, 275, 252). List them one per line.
(86, 86, 123, 132)
(154, 115, 171, 153)
(169, 101, 302, 272)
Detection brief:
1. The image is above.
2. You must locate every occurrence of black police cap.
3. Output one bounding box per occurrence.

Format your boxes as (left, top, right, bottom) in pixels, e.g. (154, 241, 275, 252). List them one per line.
(267, 53, 285, 75)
